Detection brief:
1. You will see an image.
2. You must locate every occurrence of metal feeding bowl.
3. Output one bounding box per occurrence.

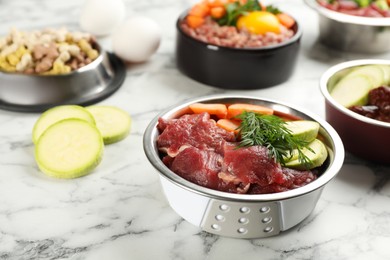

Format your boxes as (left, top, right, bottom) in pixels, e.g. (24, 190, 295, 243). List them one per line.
(0, 42, 126, 112)
(143, 95, 344, 239)
(175, 11, 302, 90)
(320, 59, 390, 164)
(305, 0, 390, 53)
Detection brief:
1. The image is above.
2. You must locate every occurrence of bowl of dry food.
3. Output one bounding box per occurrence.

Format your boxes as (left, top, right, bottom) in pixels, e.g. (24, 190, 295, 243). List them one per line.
(175, 0, 302, 89)
(0, 28, 125, 112)
(143, 95, 344, 238)
(305, 0, 390, 53)
(320, 59, 390, 164)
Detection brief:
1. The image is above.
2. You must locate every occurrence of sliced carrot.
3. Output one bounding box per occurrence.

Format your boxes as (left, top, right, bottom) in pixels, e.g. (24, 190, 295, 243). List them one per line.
(206, 0, 226, 8)
(217, 119, 241, 134)
(186, 15, 205, 28)
(189, 103, 228, 119)
(227, 103, 274, 118)
(210, 6, 226, 19)
(276, 13, 295, 29)
(189, 3, 211, 17)
(273, 110, 302, 121)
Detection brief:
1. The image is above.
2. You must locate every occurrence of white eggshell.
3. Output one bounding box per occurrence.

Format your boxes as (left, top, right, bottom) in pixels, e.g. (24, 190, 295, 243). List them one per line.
(79, 0, 126, 36)
(112, 16, 161, 63)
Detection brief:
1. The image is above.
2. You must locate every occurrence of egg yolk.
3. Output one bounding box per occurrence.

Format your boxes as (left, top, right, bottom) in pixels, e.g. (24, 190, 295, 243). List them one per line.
(237, 11, 281, 35)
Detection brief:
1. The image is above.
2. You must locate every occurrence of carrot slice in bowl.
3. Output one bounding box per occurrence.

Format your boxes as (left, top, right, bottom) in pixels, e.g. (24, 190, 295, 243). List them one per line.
(227, 103, 273, 119)
(216, 118, 241, 134)
(189, 103, 228, 118)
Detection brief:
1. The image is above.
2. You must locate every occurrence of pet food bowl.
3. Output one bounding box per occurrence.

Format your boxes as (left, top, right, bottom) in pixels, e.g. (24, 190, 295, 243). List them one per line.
(0, 42, 126, 112)
(143, 95, 344, 238)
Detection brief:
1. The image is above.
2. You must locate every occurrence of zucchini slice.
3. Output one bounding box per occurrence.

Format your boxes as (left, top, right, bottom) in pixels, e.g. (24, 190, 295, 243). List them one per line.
(32, 105, 95, 144)
(86, 106, 132, 144)
(35, 119, 104, 179)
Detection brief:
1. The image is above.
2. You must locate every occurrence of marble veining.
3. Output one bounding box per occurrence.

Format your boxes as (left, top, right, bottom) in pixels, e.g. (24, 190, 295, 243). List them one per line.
(0, 0, 389, 259)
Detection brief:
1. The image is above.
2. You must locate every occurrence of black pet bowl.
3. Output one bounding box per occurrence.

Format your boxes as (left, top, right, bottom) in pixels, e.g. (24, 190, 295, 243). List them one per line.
(175, 13, 302, 90)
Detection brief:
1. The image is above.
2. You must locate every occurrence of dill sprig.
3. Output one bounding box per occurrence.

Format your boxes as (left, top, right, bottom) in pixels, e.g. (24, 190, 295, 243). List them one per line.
(215, 0, 262, 26)
(236, 111, 313, 169)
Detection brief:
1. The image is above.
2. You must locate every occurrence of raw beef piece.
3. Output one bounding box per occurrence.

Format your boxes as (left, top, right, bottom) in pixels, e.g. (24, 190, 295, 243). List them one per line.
(247, 168, 317, 194)
(157, 113, 236, 157)
(170, 147, 222, 190)
(169, 146, 248, 193)
(157, 117, 173, 132)
(349, 86, 390, 123)
(222, 143, 285, 186)
(248, 183, 289, 194)
(282, 168, 317, 188)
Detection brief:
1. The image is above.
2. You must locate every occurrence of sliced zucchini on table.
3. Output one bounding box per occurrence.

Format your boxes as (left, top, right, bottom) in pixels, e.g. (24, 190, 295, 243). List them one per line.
(32, 105, 95, 144)
(35, 118, 104, 179)
(86, 106, 132, 145)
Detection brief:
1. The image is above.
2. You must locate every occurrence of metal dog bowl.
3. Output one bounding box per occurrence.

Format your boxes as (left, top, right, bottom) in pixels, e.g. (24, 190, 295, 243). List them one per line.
(0, 43, 126, 112)
(143, 95, 344, 238)
(305, 0, 390, 53)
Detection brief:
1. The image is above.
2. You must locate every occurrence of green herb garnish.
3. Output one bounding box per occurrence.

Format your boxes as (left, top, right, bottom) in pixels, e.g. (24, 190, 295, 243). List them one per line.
(265, 5, 282, 14)
(216, 0, 262, 26)
(236, 111, 313, 169)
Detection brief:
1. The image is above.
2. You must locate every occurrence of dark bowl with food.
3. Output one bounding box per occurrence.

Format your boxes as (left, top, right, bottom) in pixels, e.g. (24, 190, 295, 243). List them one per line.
(143, 95, 344, 238)
(305, 0, 390, 53)
(175, 3, 302, 89)
(0, 28, 125, 112)
(320, 59, 390, 164)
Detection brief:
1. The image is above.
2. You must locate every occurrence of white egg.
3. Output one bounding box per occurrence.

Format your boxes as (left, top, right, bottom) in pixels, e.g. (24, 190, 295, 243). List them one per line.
(112, 16, 161, 63)
(79, 0, 126, 36)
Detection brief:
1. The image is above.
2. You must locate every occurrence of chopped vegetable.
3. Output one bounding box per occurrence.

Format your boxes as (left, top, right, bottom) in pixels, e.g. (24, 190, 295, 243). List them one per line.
(355, 0, 371, 7)
(285, 139, 328, 170)
(276, 13, 295, 29)
(210, 6, 226, 18)
(216, 118, 241, 133)
(186, 15, 206, 28)
(32, 104, 131, 178)
(227, 103, 273, 118)
(86, 106, 132, 145)
(189, 103, 228, 118)
(189, 3, 210, 17)
(32, 105, 95, 144)
(284, 120, 320, 143)
(206, 0, 227, 8)
(35, 118, 104, 179)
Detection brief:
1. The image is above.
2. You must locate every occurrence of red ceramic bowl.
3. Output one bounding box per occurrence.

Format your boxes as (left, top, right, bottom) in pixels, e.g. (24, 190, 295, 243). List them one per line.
(320, 59, 390, 164)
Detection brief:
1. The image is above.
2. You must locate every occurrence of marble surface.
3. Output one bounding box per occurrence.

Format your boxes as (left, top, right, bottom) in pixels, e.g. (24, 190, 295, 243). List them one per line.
(0, 0, 390, 259)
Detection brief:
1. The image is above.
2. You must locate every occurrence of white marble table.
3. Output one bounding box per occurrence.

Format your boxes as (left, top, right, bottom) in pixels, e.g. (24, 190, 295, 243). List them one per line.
(0, 0, 389, 259)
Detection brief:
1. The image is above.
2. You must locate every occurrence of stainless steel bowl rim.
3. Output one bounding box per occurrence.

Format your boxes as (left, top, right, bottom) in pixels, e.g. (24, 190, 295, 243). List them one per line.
(320, 59, 390, 129)
(176, 11, 303, 52)
(143, 94, 345, 202)
(305, 0, 390, 26)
